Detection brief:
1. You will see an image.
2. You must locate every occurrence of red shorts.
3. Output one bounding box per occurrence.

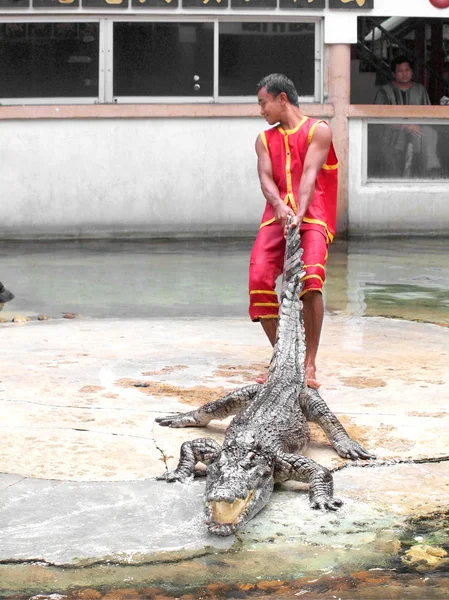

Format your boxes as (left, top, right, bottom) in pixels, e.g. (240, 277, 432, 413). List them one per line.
(248, 224, 328, 321)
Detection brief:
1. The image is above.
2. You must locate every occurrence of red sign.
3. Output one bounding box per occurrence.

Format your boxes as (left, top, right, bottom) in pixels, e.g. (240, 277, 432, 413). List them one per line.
(428, 0, 449, 7)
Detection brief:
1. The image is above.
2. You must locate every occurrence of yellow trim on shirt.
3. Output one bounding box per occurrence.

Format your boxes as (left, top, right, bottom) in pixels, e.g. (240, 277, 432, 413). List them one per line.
(283, 133, 293, 207)
(277, 116, 308, 136)
(283, 192, 297, 213)
(307, 119, 323, 145)
(260, 217, 276, 228)
(304, 263, 326, 270)
(260, 194, 293, 228)
(260, 131, 269, 154)
(322, 162, 338, 170)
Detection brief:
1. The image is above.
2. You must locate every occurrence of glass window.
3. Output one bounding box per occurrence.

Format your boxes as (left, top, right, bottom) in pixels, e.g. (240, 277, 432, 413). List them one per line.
(367, 122, 449, 180)
(113, 22, 214, 97)
(219, 22, 315, 97)
(0, 22, 99, 98)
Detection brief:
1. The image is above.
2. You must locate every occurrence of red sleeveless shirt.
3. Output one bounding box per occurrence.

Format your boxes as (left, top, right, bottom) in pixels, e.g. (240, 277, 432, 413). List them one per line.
(259, 117, 338, 243)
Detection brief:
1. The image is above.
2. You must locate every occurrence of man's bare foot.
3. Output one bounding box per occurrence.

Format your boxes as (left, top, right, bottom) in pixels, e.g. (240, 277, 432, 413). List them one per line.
(306, 377, 321, 389)
(256, 372, 268, 384)
(305, 365, 321, 389)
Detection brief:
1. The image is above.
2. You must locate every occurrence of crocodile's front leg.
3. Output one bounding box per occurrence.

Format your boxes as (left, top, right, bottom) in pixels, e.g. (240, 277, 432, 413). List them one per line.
(299, 388, 375, 460)
(156, 384, 260, 428)
(274, 452, 343, 511)
(157, 437, 221, 483)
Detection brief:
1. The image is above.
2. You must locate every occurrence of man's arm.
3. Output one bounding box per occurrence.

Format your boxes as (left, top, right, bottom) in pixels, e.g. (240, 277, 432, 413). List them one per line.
(256, 135, 294, 229)
(290, 122, 332, 228)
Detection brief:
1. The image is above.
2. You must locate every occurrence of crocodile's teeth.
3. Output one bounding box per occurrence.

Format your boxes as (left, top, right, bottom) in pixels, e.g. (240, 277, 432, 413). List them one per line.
(211, 492, 253, 524)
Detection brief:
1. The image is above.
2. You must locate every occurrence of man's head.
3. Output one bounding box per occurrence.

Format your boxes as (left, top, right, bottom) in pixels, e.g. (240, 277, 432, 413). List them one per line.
(391, 55, 414, 85)
(256, 73, 299, 125)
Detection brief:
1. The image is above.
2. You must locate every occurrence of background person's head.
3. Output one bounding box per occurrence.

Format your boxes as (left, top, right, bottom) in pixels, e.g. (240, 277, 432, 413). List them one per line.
(391, 55, 414, 86)
(256, 73, 299, 107)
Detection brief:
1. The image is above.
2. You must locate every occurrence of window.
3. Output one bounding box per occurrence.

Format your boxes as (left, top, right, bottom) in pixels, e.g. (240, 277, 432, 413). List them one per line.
(0, 18, 320, 103)
(367, 122, 449, 180)
(0, 22, 99, 99)
(219, 22, 315, 97)
(113, 22, 214, 97)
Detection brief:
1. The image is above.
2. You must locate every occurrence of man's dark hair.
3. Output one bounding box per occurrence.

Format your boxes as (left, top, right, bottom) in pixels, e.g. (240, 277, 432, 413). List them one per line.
(256, 73, 299, 107)
(391, 55, 414, 72)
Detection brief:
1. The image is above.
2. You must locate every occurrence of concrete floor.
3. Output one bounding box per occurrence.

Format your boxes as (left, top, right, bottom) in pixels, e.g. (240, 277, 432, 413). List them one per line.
(1, 314, 448, 598)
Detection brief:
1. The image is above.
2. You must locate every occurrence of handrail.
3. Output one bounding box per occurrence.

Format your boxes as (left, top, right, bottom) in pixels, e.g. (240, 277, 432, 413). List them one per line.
(357, 17, 446, 96)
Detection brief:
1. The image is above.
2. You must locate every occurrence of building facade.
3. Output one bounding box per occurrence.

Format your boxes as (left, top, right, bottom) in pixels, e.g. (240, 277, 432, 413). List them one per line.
(1, 0, 448, 238)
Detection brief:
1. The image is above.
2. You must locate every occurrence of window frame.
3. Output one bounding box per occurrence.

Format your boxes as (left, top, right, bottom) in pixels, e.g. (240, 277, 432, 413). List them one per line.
(0, 16, 105, 105)
(110, 15, 322, 104)
(0, 14, 323, 105)
(364, 118, 449, 184)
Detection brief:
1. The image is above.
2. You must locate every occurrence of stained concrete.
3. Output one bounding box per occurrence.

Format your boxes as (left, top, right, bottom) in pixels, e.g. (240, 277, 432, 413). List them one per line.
(0, 314, 448, 595)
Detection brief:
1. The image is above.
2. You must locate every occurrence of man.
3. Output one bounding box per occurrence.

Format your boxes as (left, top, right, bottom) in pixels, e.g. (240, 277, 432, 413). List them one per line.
(374, 55, 440, 177)
(249, 73, 338, 389)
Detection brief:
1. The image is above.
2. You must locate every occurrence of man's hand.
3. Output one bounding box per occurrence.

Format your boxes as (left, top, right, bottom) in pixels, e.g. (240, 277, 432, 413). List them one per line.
(274, 201, 294, 232)
(404, 124, 422, 137)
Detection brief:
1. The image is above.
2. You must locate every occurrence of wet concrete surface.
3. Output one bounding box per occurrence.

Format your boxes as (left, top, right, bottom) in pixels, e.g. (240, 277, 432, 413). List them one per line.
(1, 237, 448, 324)
(0, 238, 448, 599)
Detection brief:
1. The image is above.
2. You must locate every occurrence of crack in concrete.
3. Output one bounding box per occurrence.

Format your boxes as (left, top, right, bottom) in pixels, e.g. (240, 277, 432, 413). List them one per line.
(0, 476, 27, 491)
(333, 455, 449, 472)
(0, 399, 154, 413)
(0, 425, 154, 441)
(151, 421, 171, 474)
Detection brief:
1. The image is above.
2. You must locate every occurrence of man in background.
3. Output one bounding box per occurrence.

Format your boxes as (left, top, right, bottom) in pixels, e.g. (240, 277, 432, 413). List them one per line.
(374, 55, 440, 177)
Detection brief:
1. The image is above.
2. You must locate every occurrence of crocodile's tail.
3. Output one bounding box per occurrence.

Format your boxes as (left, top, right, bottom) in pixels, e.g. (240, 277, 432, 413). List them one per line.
(266, 219, 306, 386)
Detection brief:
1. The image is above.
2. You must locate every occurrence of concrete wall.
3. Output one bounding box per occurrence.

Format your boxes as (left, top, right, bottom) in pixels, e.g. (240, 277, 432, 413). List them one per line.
(347, 118, 449, 237)
(0, 117, 266, 238)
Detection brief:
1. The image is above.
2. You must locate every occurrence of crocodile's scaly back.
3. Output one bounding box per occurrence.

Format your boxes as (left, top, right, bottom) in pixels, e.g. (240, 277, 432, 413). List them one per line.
(267, 221, 306, 386)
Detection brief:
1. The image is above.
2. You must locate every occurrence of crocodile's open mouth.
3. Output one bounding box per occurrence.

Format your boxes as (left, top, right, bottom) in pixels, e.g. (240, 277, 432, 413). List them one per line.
(210, 491, 254, 524)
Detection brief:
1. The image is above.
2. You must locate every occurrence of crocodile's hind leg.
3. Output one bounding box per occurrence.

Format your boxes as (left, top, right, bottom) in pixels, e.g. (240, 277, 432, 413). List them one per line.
(156, 384, 260, 428)
(299, 388, 375, 460)
(157, 437, 221, 483)
(274, 452, 342, 511)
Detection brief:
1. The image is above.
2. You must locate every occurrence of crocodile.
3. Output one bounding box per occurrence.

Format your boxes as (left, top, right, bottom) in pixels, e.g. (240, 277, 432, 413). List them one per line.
(156, 221, 374, 536)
